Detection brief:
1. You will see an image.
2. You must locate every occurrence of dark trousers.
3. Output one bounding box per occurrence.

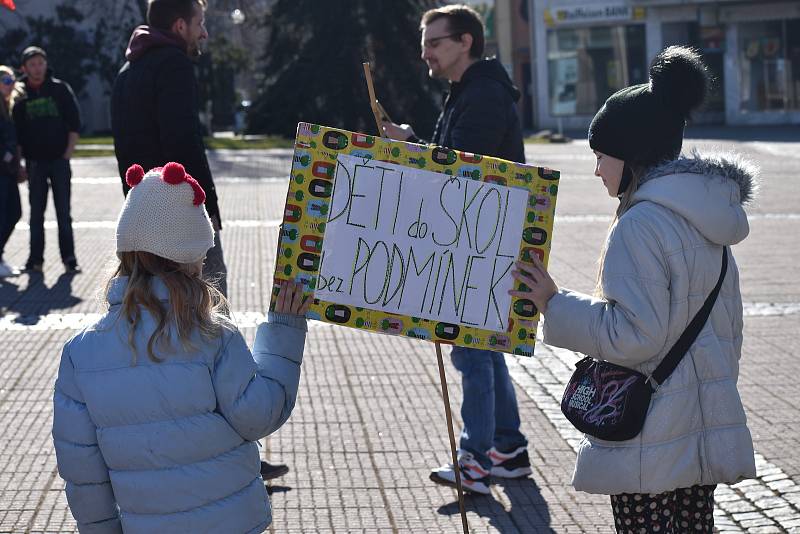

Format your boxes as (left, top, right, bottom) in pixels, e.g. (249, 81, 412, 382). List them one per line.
(0, 174, 21, 260)
(611, 484, 716, 533)
(26, 158, 76, 266)
(203, 229, 228, 298)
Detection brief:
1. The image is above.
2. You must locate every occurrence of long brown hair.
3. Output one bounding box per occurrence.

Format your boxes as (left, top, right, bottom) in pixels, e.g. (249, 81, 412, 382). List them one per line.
(106, 251, 231, 364)
(595, 164, 644, 295)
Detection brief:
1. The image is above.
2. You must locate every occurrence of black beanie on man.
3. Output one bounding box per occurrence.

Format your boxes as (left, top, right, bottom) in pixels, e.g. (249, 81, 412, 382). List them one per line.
(589, 46, 710, 171)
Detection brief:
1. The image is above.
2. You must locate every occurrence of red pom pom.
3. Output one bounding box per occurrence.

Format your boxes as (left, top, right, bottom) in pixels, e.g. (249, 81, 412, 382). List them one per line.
(125, 164, 145, 187)
(185, 175, 206, 206)
(162, 162, 186, 184)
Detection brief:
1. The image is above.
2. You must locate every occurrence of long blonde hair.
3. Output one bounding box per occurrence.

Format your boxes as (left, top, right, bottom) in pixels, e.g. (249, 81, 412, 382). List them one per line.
(595, 165, 644, 296)
(0, 65, 13, 121)
(106, 251, 231, 364)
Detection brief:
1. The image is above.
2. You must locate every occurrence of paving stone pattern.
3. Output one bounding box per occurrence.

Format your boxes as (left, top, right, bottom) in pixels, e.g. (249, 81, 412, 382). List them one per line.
(1, 136, 799, 532)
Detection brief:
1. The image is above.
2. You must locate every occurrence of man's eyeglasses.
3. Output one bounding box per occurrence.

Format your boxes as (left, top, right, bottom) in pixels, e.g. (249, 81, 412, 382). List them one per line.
(421, 33, 463, 49)
(1, 76, 14, 86)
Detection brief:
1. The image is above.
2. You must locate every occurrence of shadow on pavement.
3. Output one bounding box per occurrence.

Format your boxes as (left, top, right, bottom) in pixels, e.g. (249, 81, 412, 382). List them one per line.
(437, 477, 552, 533)
(265, 484, 292, 496)
(0, 272, 82, 323)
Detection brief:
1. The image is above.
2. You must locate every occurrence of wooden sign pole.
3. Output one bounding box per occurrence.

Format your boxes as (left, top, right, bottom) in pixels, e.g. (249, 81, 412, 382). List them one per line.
(363, 61, 470, 534)
(362, 63, 386, 137)
(435, 342, 471, 534)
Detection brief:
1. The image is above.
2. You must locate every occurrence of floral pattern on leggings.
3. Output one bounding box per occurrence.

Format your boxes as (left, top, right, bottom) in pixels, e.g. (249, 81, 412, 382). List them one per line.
(611, 484, 716, 533)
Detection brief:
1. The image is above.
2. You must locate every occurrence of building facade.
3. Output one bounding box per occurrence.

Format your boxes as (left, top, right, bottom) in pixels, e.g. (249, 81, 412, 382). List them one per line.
(495, 0, 536, 129)
(525, 0, 800, 130)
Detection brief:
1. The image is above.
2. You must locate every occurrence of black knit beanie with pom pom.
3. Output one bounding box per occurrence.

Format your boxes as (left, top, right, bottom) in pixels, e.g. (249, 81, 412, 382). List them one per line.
(589, 46, 710, 170)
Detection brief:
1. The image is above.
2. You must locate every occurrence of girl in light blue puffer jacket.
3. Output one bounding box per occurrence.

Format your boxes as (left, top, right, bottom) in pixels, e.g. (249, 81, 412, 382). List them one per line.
(52, 162, 311, 534)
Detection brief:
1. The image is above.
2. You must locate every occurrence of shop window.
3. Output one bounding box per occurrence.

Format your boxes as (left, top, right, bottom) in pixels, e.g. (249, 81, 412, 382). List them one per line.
(739, 19, 800, 112)
(547, 24, 646, 116)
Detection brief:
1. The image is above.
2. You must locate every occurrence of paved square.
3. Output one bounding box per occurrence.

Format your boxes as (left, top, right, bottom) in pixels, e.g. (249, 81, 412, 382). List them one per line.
(1, 133, 799, 532)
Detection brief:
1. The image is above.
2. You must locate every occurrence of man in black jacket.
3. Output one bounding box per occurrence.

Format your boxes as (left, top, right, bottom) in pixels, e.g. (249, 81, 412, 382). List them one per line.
(112, 0, 289, 482)
(111, 0, 227, 295)
(382, 7, 524, 163)
(382, 5, 530, 496)
(13, 46, 81, 274)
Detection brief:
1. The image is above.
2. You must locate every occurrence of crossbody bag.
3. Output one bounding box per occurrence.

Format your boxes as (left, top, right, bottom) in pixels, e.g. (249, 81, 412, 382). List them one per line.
(560, 247, 728, 441)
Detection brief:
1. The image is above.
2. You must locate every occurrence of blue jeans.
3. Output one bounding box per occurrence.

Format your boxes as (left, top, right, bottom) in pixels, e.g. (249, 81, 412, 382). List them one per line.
(26, 158, 75, 266)
(450, 346, 527, 470)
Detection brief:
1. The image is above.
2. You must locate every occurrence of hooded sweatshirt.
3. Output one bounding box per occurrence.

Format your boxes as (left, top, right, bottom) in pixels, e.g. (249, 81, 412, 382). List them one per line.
(430, 57, 525, 163)
(111, 25, 221, 223)
(125, 25, 187, 61)
(12, 71, 81, 160)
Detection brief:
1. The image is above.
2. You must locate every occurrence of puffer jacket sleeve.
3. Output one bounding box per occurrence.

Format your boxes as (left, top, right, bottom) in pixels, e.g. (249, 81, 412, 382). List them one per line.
(212, 312, 307, 441)
(52, 343, 121, 534)
(543, 214, 671, 367)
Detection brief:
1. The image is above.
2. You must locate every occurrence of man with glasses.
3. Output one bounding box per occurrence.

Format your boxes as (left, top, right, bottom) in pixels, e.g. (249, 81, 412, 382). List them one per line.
(382, 5, 530, 496)
(12, 46, 82, 274)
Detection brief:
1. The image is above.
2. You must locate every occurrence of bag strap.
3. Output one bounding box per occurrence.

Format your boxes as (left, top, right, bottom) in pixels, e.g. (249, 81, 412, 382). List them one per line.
(648, 247, 728, 389)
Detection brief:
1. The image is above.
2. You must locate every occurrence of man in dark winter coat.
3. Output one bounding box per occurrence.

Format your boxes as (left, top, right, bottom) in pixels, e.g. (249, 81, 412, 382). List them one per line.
(382, 5, 530, 496)
(13, 46, 82, 274)
(111, 0, 289, 483)
(111, 0, 227, 295)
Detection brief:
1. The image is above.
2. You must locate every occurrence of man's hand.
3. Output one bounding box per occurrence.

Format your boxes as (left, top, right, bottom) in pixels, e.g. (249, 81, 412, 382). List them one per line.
(63, 131, 79, 161)
(17, 166, 27, 183)
(381, 121, 415, 141)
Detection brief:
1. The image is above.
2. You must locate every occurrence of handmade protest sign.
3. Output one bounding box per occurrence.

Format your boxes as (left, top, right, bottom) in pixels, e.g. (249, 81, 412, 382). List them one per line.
(271, 123, 560, 356)
(318, 154, 528, 333)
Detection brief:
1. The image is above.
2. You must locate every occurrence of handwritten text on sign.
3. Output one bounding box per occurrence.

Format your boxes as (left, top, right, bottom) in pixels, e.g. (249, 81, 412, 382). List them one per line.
(316, 154, 528, 332)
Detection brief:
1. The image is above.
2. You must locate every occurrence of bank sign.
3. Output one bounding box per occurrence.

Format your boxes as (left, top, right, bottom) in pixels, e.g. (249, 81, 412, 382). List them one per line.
(544, 4, 646, 27)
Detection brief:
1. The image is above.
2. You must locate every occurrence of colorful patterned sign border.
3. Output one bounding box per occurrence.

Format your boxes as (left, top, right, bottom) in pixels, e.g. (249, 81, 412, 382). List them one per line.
(270, 122, 560, 356)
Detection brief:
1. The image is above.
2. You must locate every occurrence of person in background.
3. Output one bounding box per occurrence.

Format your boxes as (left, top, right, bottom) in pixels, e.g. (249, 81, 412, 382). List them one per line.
(111, 0, 290, 481)
(112, 0, 226, 296)
(0, 65, 22, 278)
(382, 4, 530, 495)
(12, 46, 81, 274)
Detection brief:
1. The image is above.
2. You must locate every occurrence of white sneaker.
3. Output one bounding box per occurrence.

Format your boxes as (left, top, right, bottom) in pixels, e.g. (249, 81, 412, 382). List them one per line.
(0, 261, 19, 278)
(430, 451, 491, 495)
(488, 446, 532, 478)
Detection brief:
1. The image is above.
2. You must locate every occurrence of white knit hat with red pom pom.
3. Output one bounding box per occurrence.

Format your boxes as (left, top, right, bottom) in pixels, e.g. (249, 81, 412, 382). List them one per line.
(116, 162, 214, 264)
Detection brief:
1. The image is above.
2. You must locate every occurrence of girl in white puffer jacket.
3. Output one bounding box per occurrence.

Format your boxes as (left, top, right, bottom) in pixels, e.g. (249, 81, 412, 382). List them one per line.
(511, 46, 757, 533)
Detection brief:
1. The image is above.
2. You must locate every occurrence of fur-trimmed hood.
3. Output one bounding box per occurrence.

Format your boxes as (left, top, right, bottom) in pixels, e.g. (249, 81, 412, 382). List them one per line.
(631, 151, 758, 246)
